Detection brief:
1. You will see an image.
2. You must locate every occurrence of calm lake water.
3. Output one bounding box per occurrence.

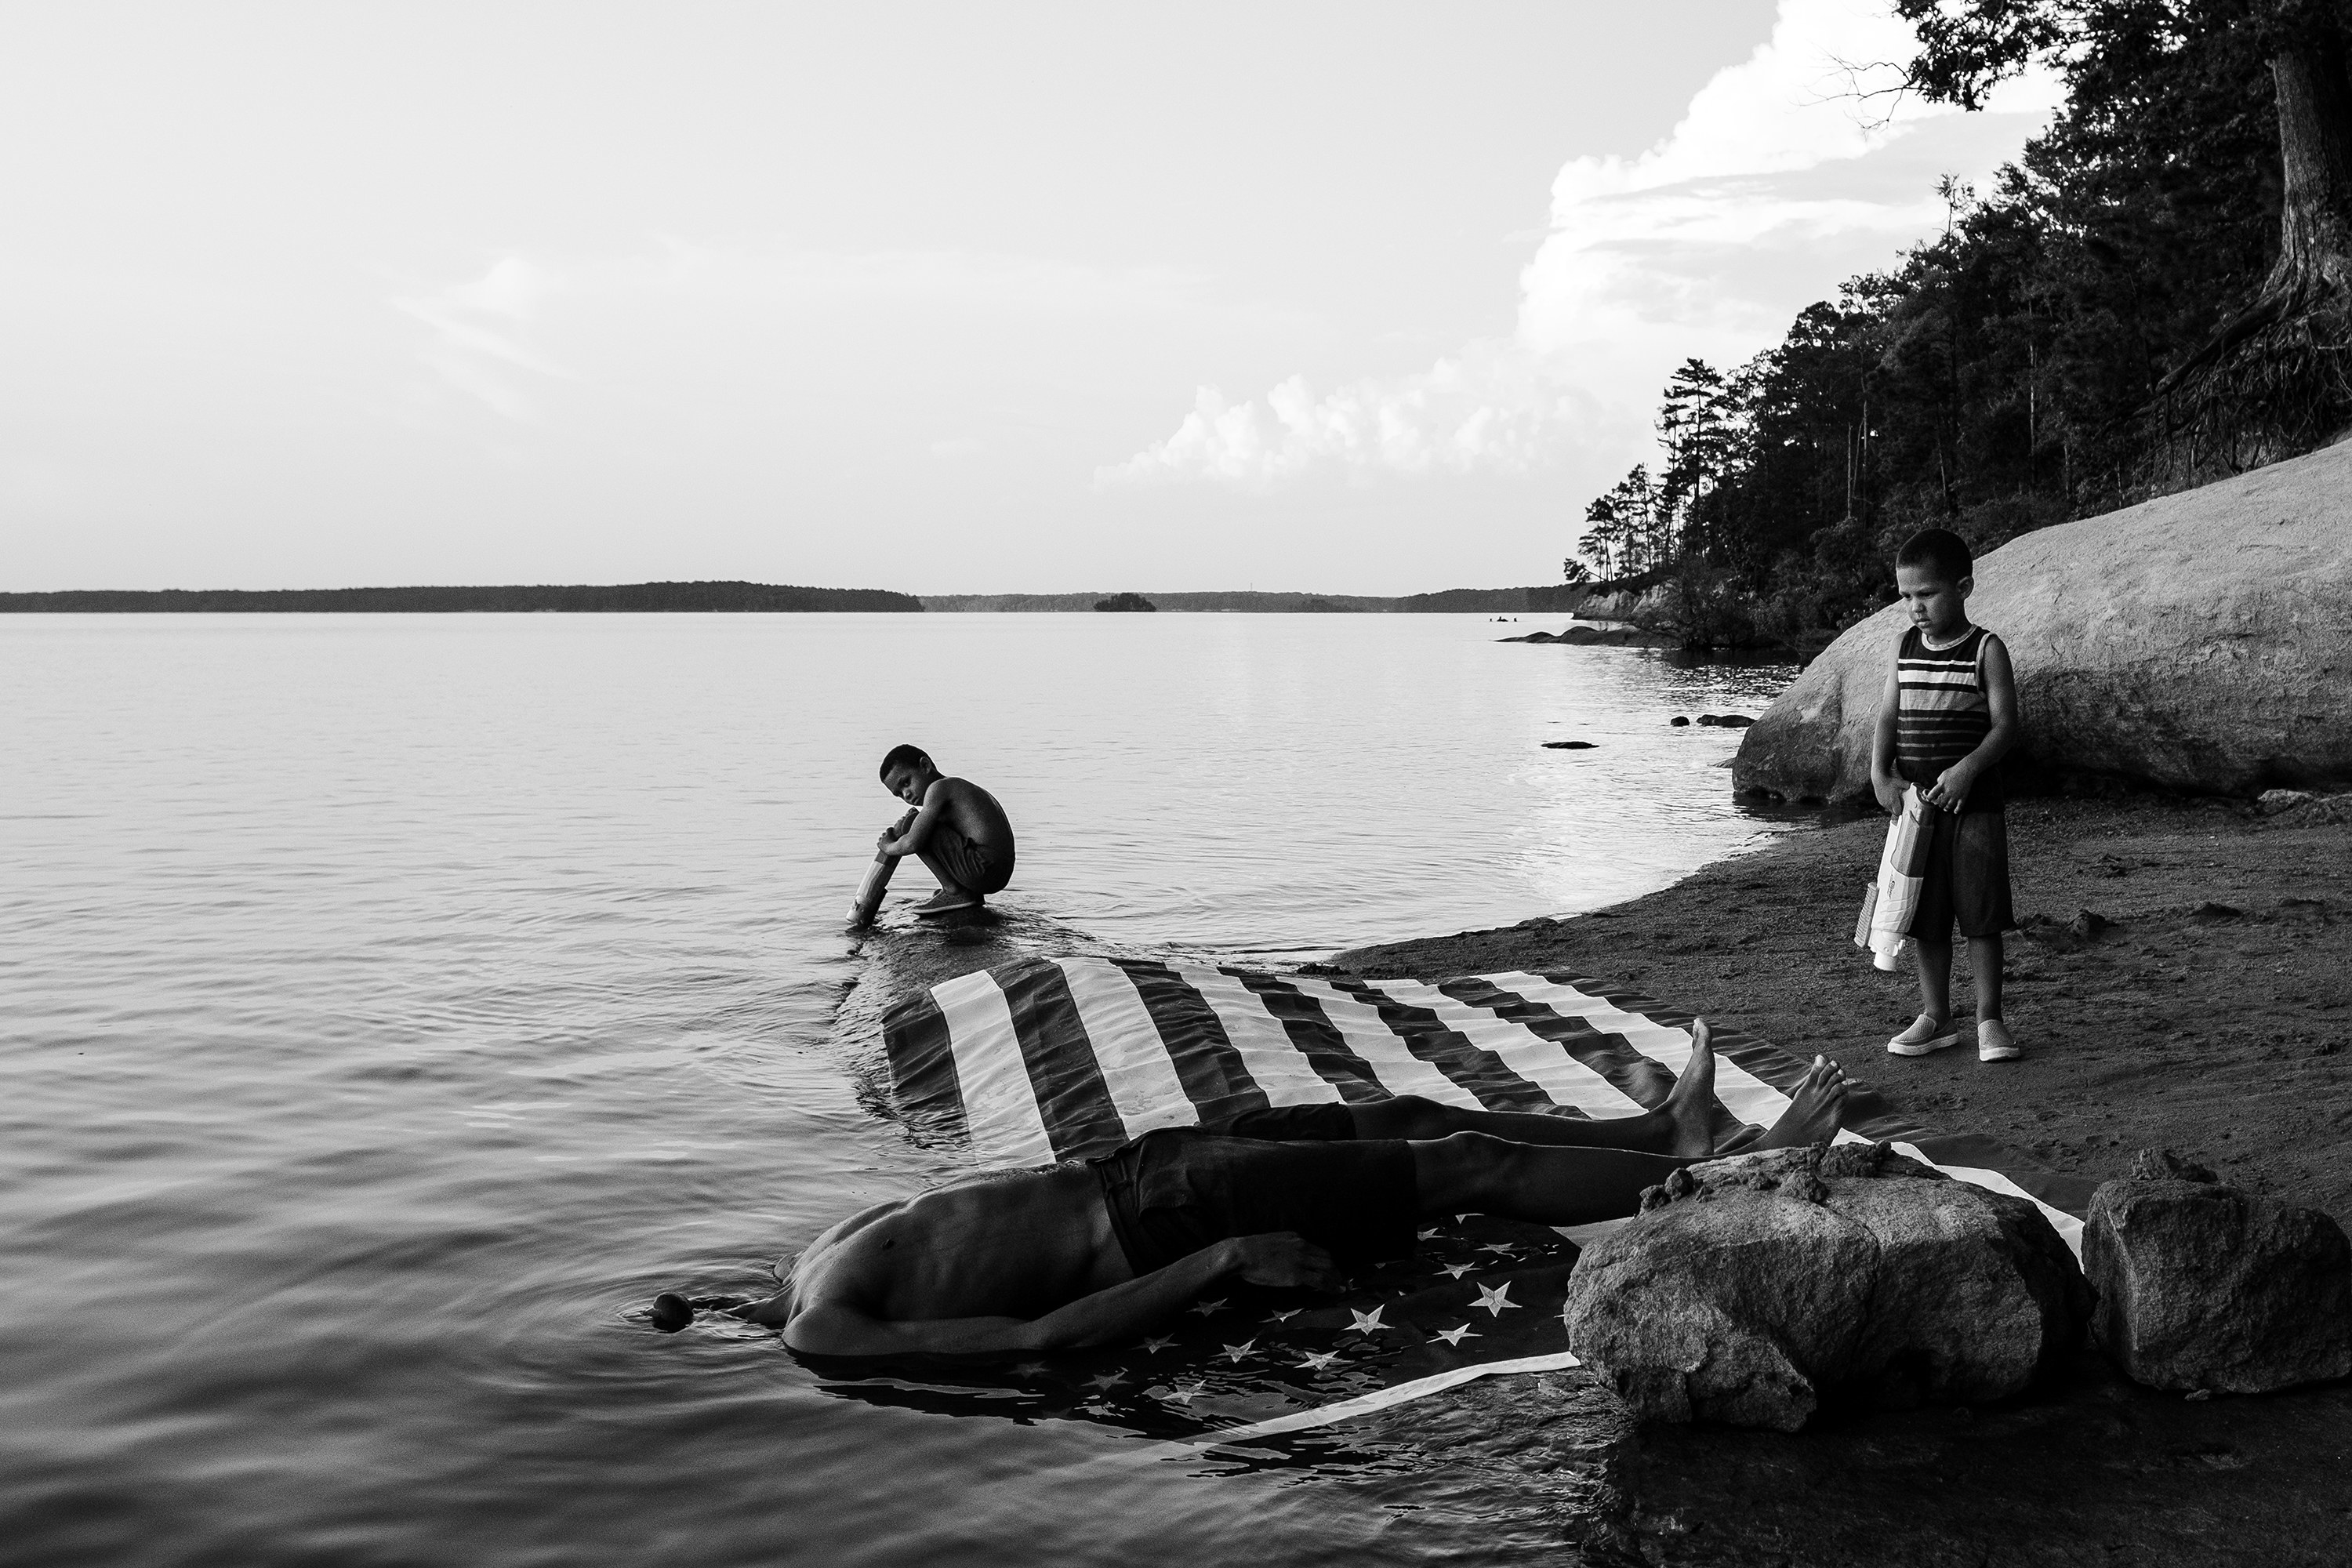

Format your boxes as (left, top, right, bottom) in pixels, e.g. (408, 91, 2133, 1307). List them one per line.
(2, 613, 1796, 1566)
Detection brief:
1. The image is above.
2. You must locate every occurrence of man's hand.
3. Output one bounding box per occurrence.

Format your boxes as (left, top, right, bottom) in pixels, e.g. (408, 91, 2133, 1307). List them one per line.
(1222, 1232, 1342, 1290)
(1923, 762, 1976, 814)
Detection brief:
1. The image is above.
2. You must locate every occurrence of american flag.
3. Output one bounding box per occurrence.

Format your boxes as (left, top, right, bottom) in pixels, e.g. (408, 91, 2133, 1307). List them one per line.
(867, 956, 2089, 1441)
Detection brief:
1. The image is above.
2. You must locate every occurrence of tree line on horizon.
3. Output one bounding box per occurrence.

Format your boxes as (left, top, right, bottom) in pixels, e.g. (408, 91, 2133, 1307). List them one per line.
(1570, 0, 2352, 650)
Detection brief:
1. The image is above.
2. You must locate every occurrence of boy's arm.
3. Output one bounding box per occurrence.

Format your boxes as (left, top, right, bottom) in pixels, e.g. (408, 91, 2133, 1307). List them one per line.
(1924, 634, 2019, 812)
(781, 1233, 1338, 1356)
(879, 782, 951, 858)
(1867, 642, 1905, 815)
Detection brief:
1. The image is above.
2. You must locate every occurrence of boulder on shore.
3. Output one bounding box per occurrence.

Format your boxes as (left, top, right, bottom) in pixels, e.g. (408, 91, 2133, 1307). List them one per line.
(1733, 438, 2352, 804)
(2083, 1152, 2352, 1394)
(1562, 1142, 2088, 1432)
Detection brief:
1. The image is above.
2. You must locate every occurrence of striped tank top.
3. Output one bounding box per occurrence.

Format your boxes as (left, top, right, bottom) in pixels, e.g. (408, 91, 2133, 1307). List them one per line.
(1896, 624, 2002, 811)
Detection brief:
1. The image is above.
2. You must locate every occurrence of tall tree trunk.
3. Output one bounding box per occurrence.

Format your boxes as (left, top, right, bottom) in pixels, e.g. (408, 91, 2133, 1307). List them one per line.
(2267, 20, 2352, 298)
(2157, 11, 2352, 396)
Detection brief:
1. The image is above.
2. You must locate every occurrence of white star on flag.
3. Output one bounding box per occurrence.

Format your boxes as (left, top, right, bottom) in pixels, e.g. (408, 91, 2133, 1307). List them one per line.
(1434, 1323, 1480, 1346)
(1441, 1262, 1474, 1279)
(1348, 1306, 1388, 1334)
(1165, 1381, 1207, 1403)
(1220, 1340, 1257, 1363)
(1265, 1308, 1301, 1323)
(1474, 1282, 1523, 1317)
(1140, 1335, 1175, 1353)
(1417, 1227, 1443, 1240)
(1479, 1243, 1521, 1257)
(1011, 1362, 1048, 1378)
(1087, 1371, 1123, 1390)
(1298, 1350, 1341, 1371)
(1189, 1298, 1228, 1316)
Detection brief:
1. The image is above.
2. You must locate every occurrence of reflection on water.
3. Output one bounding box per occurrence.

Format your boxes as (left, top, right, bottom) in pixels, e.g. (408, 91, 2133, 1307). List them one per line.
(0, 614, 1793, 1566)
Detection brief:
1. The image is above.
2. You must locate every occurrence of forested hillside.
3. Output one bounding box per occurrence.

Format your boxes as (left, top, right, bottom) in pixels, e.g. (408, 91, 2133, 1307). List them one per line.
(1574, 0, 2351, 650)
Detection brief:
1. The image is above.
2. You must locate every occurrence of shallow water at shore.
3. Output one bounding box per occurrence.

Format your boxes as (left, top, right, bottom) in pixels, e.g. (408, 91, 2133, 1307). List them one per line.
(2, 612, 1796, 1565)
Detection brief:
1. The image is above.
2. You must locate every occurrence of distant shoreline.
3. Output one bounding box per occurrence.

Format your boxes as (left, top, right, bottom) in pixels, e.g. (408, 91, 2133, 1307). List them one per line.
(2, 582, 1589, 615)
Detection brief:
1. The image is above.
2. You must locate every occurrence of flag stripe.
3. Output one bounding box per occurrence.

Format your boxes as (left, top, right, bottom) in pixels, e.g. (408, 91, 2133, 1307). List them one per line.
(1052, 957, 1200, 1138)
(1000, 962, 1130, 1161)
(1319, 976, 1559, 1112)
(929, 969, 1058, 1167)
(879, 984, 967, 1138)
(1101, 959, 1263, 1120)
(1154, 964, 1344, 1112)
(1221, 970, 1396, 1105)
(1282, 975, 1488, 1106)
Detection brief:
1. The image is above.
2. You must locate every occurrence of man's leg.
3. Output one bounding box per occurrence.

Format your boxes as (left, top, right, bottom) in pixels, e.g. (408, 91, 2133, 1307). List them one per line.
(1345, 1020, 1723, 1156)
(1405, 1056, 1849, 1227)
(1345, 1029, 1847, 1160)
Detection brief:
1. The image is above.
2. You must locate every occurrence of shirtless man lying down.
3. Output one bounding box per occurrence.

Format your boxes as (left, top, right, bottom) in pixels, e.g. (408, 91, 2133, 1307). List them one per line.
(652, 1022, 1849, 1355)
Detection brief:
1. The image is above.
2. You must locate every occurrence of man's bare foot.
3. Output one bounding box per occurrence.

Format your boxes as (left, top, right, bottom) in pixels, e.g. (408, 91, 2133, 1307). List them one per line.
(1661, 1019, 1719, 1157)
(1747, 1055, 1849, 1151)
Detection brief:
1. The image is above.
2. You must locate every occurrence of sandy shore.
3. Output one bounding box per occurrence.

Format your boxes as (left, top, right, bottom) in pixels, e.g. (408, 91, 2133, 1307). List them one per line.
(1317, 793, 2352, 1564)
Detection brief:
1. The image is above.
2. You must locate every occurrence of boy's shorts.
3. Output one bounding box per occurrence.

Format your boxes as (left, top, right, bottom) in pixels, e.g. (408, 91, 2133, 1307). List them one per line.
(1903, 807, 2015, 941)
(929, 822, 1013, 895)
(1087, 1126, 1417, 1275)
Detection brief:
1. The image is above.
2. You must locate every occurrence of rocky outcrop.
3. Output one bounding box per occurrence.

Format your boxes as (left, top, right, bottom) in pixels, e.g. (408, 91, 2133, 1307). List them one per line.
(2083, 1152, 2352, 1394)
(1562, 1142, 2087, 1431)
(1499, 623, 1675, 648)
(1733, 438, 2352, 804)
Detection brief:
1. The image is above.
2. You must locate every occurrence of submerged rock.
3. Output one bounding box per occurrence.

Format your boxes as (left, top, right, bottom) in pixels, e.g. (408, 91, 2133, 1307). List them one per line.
(2083, 1157, 2352, 1394)
(1733, 438, 2352, 804)
(1562, 1142, 2087, 1432)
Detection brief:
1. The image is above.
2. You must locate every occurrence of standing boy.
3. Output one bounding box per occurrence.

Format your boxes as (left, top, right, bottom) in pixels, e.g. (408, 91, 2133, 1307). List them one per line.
(875, 745, 1017, 916)
(1869, 528, 2023, 1063)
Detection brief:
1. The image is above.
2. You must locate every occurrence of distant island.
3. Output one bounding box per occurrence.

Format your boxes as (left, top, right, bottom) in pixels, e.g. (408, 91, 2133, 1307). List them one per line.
(925, 585, 1588, 614)
(4, 582, 1592, 615)
(0, 581, 925, 613)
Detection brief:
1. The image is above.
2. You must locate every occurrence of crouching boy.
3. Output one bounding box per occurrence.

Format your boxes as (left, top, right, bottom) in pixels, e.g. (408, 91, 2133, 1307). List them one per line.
(876, 745, 1017, 916)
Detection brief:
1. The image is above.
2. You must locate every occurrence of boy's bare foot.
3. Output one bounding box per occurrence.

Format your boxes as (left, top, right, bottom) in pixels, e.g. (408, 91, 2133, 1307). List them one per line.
(913, 888, 982, 917)
(1748, 1056, 1849, 1150)
(1661, 1019, 1719, 1157)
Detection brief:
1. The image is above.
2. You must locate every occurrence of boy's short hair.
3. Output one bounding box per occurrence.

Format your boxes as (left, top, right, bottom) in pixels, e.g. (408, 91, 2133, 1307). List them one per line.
(878, 743, 931, 781)
(1894, 528, 1973, 584)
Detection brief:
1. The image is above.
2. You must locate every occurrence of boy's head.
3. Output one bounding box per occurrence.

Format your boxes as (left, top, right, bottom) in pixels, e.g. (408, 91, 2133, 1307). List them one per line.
(1893, 528, 1973, 639)
(878, 743, 938, 805)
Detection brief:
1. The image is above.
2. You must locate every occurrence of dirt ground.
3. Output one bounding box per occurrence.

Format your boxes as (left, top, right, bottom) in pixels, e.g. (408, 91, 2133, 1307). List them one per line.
(1331, 793, 2352, 1218)
(1318, 793, 2352, 1565)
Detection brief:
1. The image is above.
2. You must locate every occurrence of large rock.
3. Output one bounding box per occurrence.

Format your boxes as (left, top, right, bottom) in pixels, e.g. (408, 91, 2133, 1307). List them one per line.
(1733, 438, 2352, 804)
(1562, 1142, 2087, 1431)
(2083, 1152, 2352, 1394)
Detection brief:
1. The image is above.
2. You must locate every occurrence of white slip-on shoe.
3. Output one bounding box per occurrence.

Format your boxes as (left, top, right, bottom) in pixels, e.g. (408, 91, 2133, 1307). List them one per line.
(1886, 1014, 1961, 1056)
(1977, 1018, 2021, 1062)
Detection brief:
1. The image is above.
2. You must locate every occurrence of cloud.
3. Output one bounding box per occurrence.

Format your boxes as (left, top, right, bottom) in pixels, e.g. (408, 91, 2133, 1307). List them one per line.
(1105, 0, 2061, 489)
(395, 255, 568, 422)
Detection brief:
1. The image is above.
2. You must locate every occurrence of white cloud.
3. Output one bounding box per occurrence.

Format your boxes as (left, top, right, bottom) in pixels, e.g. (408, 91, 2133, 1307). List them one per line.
(1105, 0, 2061, 488)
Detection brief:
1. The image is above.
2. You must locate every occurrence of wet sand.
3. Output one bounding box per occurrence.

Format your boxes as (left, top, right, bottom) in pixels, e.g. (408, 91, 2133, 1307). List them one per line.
(1319, 793, 2352, 1565)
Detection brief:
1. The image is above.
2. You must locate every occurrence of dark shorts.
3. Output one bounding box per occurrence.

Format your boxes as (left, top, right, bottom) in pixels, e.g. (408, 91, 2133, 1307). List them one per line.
(1087, 1123, 1417, 1276)
(1904, 807, 2015, 941)
(930, 822, 1012, 895)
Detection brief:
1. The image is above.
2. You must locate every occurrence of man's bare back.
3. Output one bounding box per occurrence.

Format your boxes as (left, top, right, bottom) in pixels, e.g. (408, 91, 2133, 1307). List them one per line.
(655, 1029, 1852, 1356)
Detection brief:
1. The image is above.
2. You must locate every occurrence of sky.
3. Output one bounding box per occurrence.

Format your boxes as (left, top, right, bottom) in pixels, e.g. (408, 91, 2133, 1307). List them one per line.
(0, 1, 2058, 596)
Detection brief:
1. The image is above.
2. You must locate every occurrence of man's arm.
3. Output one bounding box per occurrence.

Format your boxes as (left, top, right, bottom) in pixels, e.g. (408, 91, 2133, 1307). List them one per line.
(782, 1233, 1338, 1357)
(1924, 634, 2018, 811)
(1868, 642, 1905, 814)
